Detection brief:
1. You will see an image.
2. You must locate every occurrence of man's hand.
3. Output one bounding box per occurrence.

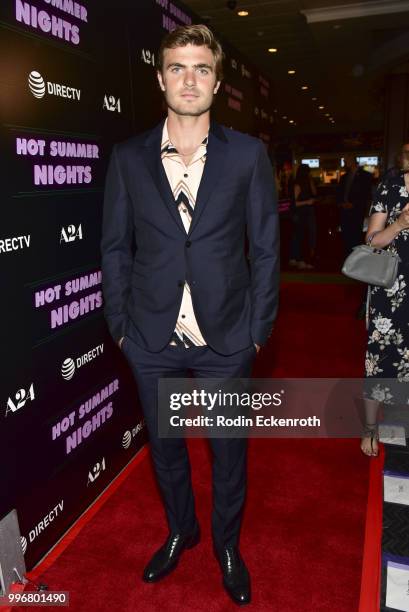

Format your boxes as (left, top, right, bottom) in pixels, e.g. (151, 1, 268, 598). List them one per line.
(118, 336, 124, 349)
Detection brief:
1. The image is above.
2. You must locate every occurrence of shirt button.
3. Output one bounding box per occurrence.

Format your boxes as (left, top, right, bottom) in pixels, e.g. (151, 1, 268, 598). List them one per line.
(181, 314, 186, 318)
(185, 240, 191, 248)
(182, 208, 187, 213)
(184, 173, 188, 178)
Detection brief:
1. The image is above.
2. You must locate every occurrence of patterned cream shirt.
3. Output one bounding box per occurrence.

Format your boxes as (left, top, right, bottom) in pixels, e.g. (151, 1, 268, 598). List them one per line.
(161, 117, 208, 348)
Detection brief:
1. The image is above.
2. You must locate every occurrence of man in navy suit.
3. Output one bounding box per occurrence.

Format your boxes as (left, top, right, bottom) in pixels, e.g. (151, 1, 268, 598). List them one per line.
(101, 24, 279, 606)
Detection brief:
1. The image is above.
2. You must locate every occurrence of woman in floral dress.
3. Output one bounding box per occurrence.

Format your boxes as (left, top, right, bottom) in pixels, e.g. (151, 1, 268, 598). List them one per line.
(361, 167, 409, 456)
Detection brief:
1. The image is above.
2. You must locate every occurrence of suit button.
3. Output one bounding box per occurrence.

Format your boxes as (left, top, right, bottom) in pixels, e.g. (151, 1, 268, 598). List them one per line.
(185, 240, 191, 248)
(178, 281, 184, 287)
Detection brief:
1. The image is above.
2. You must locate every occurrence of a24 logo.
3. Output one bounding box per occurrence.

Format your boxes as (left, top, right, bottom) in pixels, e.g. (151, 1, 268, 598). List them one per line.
(6, 383, 35, 416)
(103, 95, 121, 113)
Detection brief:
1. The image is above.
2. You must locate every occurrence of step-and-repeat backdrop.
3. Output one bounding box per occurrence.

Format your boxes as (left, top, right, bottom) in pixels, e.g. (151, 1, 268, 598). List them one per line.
(0, 0, 276, 570)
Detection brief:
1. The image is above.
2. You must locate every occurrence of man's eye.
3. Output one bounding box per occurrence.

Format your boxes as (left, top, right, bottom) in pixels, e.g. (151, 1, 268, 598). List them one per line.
(171, 67, 181, 72)
(198, 68, 209, 74)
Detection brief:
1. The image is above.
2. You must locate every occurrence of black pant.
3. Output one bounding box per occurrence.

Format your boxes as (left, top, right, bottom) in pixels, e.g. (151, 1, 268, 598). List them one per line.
(340, 208, 365, 256)
(289, 206, 317, 262)
(121, 338, 256, 553)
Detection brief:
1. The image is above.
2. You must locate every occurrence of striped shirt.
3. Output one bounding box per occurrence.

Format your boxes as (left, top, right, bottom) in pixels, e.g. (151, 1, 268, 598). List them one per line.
(161, 117, 208, 348)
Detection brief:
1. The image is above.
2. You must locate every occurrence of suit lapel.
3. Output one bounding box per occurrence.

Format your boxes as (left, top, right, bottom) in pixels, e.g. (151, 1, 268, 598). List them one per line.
(142, 117, 228, 236)
(142, 118, 186, 234)
(188, 119, 228, 237)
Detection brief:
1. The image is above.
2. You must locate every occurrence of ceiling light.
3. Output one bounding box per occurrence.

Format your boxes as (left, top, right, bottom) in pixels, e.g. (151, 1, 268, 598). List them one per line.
(282, 116, 287, 119)
(325, 113, 330, 116)
(268, 47, 278, 53)
(319, 105, 325, 110)
(312, 97, 317, 101)
(289, 120, 294, 124)
(288, 69, 296, 75)
(301, 85, 308, 90)
(237, 10, 249, 16)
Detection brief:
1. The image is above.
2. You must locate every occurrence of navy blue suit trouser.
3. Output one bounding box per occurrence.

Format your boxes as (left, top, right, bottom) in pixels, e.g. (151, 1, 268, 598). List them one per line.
(121, 336, 256, 553)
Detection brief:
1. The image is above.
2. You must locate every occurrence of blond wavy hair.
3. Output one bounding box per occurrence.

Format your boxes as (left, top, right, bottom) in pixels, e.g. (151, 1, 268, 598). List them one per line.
(157, 24, 224, 81)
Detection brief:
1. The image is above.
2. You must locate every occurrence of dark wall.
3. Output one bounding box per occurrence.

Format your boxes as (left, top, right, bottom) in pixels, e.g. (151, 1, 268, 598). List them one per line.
(0, 0, 276, 570)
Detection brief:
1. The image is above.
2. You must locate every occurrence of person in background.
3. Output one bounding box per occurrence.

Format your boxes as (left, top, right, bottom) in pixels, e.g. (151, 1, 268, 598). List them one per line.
(381, 141, 409, 182)
(356, 146, 409, 321)
(278, 161, 293, 199)
(289, 163, 317, 270)
(361, 154, 409, 456)
(336, 154, 372, 256)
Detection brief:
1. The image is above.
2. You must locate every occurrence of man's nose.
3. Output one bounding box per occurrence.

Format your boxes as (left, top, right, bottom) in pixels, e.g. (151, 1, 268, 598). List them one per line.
(184, 69, 196, 87)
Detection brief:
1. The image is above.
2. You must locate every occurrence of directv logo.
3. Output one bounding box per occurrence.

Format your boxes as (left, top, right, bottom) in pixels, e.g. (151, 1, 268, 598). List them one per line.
(28, 70, 81, 101)
(21, 536, 27, 555)
(28, 71, 46, 98)
(61, 344, 104, 380)
(122, 421, 145, 449)
(122, 430, 132, 449)
(61, 357, 76, 380)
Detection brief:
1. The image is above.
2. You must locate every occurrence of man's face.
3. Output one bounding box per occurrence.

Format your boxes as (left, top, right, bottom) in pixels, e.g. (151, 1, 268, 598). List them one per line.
(157, 43, 220, 117)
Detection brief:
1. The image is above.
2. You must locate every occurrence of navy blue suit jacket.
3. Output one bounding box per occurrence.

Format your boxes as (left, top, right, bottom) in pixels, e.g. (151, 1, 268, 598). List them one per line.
(100, 117, 280, 355)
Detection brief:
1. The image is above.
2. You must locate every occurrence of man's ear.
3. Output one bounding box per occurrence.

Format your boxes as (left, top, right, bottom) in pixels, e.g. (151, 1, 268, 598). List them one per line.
(157, 70, 165, 92)
(214, 80, 221, 94)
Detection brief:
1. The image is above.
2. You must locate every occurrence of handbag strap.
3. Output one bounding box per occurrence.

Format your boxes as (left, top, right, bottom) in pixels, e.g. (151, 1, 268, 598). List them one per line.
(366, 231, 380, 246)
(366, 230, 397, 249)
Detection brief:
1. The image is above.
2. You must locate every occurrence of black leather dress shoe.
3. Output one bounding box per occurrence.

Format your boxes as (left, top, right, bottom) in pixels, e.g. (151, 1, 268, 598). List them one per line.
(142, 523, 200, 583)
(216, 545, 251, 605)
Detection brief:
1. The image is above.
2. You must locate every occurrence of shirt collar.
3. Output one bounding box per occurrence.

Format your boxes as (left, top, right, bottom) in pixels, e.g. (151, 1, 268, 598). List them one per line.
(161, 117, 208, 162)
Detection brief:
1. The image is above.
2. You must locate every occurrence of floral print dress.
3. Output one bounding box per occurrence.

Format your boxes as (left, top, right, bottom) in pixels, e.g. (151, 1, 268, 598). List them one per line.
(365, 173, 409, 398)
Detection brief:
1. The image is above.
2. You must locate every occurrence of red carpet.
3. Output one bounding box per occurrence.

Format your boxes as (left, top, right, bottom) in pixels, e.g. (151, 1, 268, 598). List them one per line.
(359, 444, 384, 612)
(254, 279, 367, 378)
(19, 279, 374, 611)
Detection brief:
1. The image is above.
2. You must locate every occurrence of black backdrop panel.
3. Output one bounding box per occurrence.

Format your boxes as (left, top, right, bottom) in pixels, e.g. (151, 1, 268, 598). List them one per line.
(0, 0, 275, 570)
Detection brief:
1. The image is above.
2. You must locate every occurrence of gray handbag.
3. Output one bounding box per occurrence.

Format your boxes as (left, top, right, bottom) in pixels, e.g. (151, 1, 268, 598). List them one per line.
(341, 235, 401, 288)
